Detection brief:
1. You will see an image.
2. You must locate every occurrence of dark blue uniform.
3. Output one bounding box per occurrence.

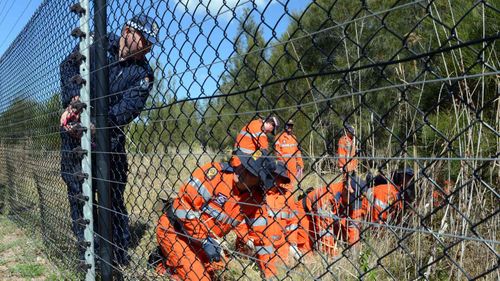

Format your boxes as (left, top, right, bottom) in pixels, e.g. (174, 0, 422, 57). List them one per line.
(60, 33, 153, 264)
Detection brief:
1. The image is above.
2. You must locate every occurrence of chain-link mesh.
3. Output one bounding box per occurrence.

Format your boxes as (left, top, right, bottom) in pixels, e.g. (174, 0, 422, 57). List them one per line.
(0, 0, 93, 278)
(0, 0, 499, 280)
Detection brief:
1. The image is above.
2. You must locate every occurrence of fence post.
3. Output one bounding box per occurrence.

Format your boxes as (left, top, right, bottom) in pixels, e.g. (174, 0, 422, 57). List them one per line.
(76, 0, 95, 279)
(94, 0, 112, 279)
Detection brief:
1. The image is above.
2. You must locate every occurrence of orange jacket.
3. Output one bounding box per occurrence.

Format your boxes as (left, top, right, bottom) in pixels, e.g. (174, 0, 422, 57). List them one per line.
(296, 181, 367, 252)
(232, 119, 269, 167)
(337, 135, 357, 172)
(171, 162, 264, 243)
(245, 187, 298, 278)
(365, 183, 402, 223)
(234, 119, 268, 154)
(275, 131, 303, 181)
(157, 162, 268, 280)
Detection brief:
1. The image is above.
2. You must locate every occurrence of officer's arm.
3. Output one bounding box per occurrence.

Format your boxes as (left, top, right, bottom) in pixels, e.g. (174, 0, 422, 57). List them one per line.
(108, 75, 153, 126)
(60, 46, 81, 108)
(242, 207, 268, 248)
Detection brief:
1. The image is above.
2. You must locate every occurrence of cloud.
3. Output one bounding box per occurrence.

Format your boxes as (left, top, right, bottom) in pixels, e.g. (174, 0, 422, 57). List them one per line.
(175, 0, 271, 19)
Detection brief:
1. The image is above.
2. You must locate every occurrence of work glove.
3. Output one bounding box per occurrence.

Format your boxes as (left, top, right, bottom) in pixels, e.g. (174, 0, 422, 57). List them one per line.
(202, 237, 222, 262)
(289, 244, 302, 260)
(245, 238, 255, 251)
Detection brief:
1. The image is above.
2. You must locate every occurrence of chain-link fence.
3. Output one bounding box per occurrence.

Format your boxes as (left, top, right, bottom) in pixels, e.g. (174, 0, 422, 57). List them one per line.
(0, 0, 498, 280)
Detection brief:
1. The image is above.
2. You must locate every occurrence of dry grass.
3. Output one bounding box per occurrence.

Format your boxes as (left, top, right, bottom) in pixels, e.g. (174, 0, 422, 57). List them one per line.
(121, 145, 498, 280)
(0, 140, 497, 280)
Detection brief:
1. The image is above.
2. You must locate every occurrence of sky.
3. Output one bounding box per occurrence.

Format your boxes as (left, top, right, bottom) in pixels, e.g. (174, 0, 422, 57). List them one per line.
(0, 0, 313, 104)
(0, 0, 43, 57)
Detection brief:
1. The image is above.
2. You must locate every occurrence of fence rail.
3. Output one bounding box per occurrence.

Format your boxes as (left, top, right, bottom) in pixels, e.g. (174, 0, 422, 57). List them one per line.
(0, 0, 498, 280)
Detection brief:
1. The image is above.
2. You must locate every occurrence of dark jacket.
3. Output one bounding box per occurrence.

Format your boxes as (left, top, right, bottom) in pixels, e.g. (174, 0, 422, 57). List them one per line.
(60, 33, 154, 171)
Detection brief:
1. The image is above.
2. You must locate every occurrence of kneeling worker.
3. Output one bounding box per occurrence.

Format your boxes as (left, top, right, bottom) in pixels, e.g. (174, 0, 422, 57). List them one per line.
(154, 150, 276, 280)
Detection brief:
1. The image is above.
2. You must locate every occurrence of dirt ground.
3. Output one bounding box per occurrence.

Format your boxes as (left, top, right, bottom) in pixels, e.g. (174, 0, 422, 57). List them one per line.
(0, 215, 62, 281)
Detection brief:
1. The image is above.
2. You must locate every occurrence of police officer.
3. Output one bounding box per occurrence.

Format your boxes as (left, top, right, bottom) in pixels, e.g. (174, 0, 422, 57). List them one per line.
(60, 14, 159, 265)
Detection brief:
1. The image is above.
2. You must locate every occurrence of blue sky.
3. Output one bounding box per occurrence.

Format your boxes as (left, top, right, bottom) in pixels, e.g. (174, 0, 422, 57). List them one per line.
(0, 0, 312, 104)
(0, 0, 43, 57)
(106, 0, 312, 101)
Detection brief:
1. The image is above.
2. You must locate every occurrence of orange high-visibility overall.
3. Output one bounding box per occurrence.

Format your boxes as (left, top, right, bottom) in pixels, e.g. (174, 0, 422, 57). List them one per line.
(231, 119, 268, 167)
(156, 162, 264, 280)
(275, 131, 303, 183)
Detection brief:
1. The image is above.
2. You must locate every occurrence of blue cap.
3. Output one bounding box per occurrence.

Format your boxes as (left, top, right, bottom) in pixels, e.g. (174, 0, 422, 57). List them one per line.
(235, 149, 275, 190)
(345, 123, 355, 135)
(273, 161, 290, 184)
(404, 168, 414, 177)
(126, 14, 159, 45)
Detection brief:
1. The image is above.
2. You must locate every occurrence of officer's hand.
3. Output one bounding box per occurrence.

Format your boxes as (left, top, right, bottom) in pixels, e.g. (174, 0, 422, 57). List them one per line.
(66, 122, 84, 139)
(60, 108, 80, 128)
(202, 237, 222, 262)
(60, 98, 84, 128)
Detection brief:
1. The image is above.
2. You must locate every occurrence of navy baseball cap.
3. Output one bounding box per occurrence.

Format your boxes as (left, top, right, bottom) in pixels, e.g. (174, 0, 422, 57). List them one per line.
(273, 161, 290, 184)
(345, 123, 355, 135)
(126, 14, 159, 45)
(235, 149, 275, 190)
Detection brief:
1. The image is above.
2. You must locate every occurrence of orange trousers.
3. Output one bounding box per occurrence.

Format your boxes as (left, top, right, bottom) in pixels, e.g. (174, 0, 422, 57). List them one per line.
(258, 242, 290, 278)
(156, 214, 222, 281)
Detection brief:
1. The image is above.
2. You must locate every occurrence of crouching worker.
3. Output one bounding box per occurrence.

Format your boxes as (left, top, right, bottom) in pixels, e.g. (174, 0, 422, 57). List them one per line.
(237, 161, 299, 279)
(365, 168, 415, 224)
(152, 150, 276, 280)
(295, 176, 368, 256)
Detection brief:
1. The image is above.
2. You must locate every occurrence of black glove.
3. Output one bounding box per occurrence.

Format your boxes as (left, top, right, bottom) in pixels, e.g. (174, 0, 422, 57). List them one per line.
(202, 237, 221, 262)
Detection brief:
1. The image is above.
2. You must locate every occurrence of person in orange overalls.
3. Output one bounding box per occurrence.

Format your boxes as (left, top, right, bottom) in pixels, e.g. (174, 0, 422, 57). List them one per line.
(433, 179, 452, 208)
(231, 116, 279, 167)
(337, 124, 358, 192)
(365, 168, 415, 224)
(242, 162, 300, 279)
(295, 176, 368, 256)
(154, 150, 277, 280)
(275, 119, 304, 184)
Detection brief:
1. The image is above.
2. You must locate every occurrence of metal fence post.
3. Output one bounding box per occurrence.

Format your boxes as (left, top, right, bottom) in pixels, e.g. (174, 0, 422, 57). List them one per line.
(94, 0, 112, 279)
(77, 0, 95, 279)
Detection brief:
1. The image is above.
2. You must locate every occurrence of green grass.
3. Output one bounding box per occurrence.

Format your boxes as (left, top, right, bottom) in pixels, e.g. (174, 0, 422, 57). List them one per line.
(9, 264, 45, 278)
(0, 215, 63, 280)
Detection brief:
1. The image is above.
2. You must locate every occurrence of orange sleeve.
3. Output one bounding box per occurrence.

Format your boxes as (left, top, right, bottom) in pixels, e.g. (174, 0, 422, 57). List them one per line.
(176, 165, 212, 210)
(251, 119, 268, 150)
(234, 217, 252, 243)
(286, 195, 299, 245)
(173, 164, 217, 240)
(259, 134, 268, 150)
